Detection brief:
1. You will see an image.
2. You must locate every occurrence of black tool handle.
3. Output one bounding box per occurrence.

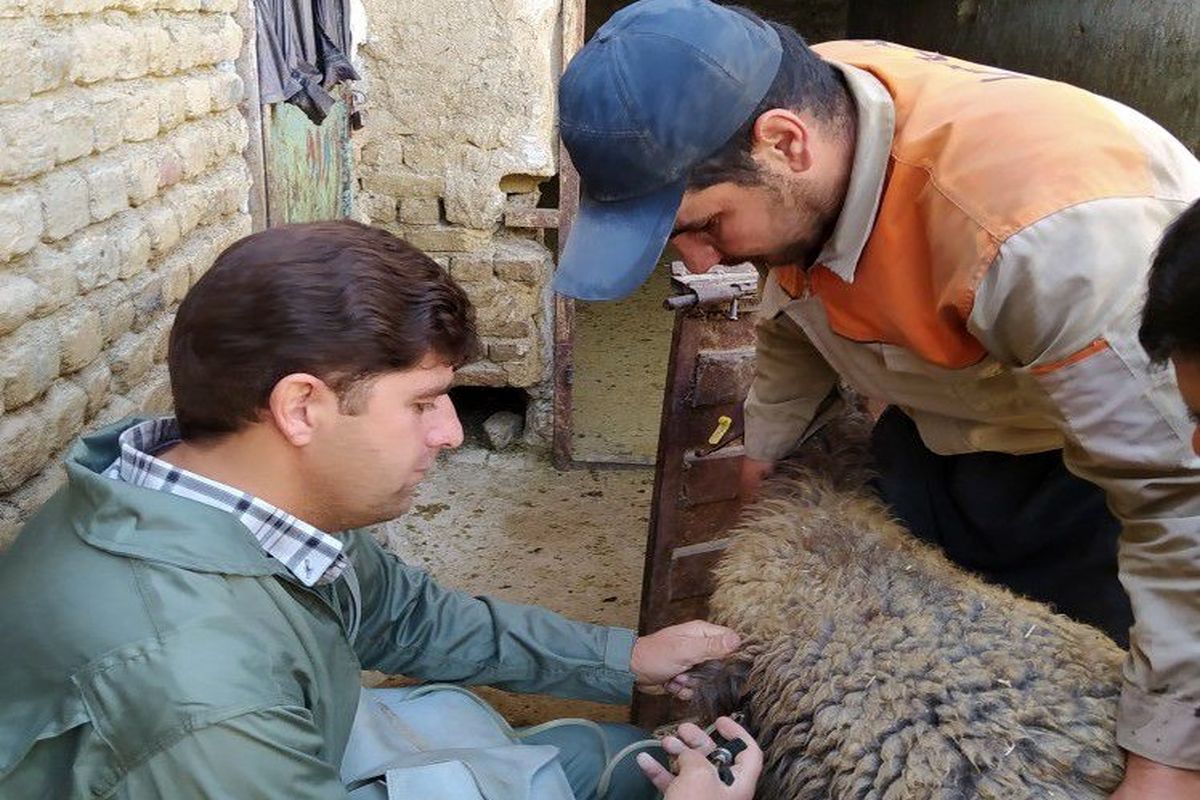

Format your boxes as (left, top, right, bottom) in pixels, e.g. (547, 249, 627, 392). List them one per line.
(708, 731, 749, 786)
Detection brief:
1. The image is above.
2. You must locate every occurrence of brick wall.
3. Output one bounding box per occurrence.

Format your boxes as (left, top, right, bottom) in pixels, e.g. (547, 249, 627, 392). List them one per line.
(353, 0, 558, 441)
(0, 0, 252, 546)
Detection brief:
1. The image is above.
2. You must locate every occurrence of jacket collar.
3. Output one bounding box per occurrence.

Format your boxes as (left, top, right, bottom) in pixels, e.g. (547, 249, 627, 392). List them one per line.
(65, 419, 288, 579)
(810, 62, 895, 283)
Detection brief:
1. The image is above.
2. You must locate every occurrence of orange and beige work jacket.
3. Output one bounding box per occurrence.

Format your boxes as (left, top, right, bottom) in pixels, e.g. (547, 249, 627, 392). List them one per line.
(745, 40, 1200, 769)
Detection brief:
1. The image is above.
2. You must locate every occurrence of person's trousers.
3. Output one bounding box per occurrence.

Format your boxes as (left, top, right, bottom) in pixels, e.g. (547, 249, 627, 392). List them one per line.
(521, 721, 662, 800)
(869, 406, 1134, 647)
(341, 684, 663, 800)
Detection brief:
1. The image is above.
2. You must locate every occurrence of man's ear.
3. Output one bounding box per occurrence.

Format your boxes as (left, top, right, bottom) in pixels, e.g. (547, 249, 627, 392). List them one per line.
(267, 373, 337, 446)
(751, 109, 812, 174)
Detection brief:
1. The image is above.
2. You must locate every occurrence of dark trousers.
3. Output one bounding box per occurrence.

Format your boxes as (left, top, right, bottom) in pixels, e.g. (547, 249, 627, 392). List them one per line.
(869, 407, 1133, 647)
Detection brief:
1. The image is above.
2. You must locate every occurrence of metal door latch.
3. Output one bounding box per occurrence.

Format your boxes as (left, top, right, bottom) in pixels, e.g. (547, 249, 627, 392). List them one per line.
(663, 262, 759, 319)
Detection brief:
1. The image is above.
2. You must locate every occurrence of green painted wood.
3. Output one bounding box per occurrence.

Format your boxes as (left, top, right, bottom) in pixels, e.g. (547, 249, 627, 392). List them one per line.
(263, 98, 354, 226)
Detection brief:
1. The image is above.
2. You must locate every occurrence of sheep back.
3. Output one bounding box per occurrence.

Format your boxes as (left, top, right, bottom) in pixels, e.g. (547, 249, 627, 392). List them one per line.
(700, 421, 1125, 799)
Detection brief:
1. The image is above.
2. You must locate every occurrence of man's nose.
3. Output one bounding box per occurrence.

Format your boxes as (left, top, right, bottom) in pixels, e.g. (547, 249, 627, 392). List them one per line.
(670, 236, 723, 274)
(431, 397, 464, 450)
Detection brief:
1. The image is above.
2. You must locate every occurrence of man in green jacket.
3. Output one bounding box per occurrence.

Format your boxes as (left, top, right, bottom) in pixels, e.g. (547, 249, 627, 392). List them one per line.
(0, 221, 760, 798)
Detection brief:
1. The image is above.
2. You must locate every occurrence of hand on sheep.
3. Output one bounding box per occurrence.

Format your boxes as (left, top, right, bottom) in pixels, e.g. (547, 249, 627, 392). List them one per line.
(635, 717, 762, 799)
(739, 457, 775, 502)
(630, 620, 740, 699)
(1110, 753, 1200, 798)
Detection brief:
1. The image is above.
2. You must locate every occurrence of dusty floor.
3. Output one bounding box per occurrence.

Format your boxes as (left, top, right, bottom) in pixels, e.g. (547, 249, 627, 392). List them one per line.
(571, 260, 675, 464)
(372, 446, 655, 726)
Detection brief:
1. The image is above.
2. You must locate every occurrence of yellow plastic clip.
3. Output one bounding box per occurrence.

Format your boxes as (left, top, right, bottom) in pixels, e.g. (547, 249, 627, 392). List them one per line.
(708, 415, 733, 446)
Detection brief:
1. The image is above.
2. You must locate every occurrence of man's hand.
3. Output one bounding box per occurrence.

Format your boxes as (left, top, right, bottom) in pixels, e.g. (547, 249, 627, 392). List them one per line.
(631, 620, 740, 699)
(1110, 752, 1200, 798)
(636, 717, 762, 800)
(739, 458, 775, 503)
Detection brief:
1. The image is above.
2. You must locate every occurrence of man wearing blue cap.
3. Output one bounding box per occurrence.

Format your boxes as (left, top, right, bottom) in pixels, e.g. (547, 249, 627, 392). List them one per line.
(555, 0, 1200, 795)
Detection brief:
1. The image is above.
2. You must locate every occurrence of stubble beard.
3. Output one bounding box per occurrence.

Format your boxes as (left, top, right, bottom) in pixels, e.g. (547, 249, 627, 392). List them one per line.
(762, 171, 840, 269)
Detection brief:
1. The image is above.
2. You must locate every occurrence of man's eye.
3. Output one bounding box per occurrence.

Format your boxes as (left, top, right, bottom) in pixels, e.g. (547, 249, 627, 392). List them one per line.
(416, 402, 437, 413)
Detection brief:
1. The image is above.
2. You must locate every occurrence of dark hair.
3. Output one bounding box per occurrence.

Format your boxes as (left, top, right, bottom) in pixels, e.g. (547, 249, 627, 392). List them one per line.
(687, 8, 852, 190)
(169, 220, 479, 440)
(1139, 199, 1200, 364)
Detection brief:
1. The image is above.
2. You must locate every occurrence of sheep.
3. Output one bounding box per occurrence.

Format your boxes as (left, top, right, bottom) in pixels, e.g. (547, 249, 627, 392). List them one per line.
(691, 413, 1125, 799)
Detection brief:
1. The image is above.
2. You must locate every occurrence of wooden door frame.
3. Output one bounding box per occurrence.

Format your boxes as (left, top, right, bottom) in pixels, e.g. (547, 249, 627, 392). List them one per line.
(551, 0, 586, 469)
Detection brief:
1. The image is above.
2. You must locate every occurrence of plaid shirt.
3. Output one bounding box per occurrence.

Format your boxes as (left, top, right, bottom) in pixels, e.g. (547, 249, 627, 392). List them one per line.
(104, 417, 348, 587)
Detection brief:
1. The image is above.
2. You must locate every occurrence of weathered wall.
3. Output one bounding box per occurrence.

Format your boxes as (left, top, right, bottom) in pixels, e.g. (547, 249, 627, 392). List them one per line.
(586, 1, 849, 42)
(848, 0, 1200, 154)
(353, 0, 558, 426)
(0, 0, 252, 546)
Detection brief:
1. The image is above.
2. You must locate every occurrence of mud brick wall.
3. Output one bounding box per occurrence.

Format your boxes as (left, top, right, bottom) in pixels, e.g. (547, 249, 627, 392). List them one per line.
(0, 0, 252, 546)
(352, 0, 558, 437)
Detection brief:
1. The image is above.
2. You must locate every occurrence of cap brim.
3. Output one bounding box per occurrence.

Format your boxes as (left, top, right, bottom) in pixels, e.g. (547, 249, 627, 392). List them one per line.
(552, 179, 684, 301)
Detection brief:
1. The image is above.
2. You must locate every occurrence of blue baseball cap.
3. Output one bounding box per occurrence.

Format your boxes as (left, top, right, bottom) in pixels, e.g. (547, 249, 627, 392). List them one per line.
(553, 0, 782, 301)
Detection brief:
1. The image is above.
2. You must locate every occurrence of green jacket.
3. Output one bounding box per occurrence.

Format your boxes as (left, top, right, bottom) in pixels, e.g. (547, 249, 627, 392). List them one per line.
(0, 421, 636, 798)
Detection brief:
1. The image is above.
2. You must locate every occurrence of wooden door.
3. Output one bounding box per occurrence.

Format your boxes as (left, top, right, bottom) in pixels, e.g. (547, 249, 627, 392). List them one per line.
(634, 264, 759, 727)
(262, 94, 354, 225)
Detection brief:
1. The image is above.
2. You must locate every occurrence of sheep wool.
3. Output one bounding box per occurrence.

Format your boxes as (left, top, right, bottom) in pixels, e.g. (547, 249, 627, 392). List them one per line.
(695, 417, 1125, 799)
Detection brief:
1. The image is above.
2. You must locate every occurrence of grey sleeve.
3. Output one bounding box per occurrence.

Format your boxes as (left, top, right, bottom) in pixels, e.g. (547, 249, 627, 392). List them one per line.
(347, 533, 636, 705)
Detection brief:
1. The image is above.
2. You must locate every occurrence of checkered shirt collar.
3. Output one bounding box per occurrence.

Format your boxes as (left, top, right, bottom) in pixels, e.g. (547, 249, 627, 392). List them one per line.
(104, 417, 348, 587)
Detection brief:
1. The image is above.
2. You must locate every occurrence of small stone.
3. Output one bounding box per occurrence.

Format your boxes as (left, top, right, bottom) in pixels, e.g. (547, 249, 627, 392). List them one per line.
(143, 202, 181, 253)
(0, 274, 39, 336)
(396, 224, 492, 254)
(107, 328, 156, 391)
(72, 358, 111, 417)
(0, 404, 51, 492)
(56, 303, 103, 372)
(449, 253, 493, 283)
(92, 393, 136, 428)
(28, 246, 80, 315)
(39, 167, 91, 241)
(488, 339, 530, 363)
(0, 319, 60, 408)
(86, 282, 135, 344)
(42, 379, 87, 449)
(182, 76, 211, 119)
(128, 364, 171, 414)
(0, 189, 44, 261)
(126, 153, 160, 205)
(359, 169, 444, 198)
(358, 191, 398, 224)
(399, 197, 440, 225)
(454, 361, 506, 388)
(0, 106, 55, 182)
(64, 226, 121, 292)
(83, 158, 129, 222)
(493, 253, 549, 285)
(482, 410, 523, 450)
(123, 89, 161, 142)
(48, 98, 95, 164)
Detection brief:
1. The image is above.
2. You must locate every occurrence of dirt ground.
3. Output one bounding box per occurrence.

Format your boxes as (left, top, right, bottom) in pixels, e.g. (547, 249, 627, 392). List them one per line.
(372, 447, 655, 726)
(571, 260, 674, 464)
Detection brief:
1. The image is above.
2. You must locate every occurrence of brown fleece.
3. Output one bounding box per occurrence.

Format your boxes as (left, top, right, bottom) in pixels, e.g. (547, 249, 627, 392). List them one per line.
(691, 413, 1124, 799)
